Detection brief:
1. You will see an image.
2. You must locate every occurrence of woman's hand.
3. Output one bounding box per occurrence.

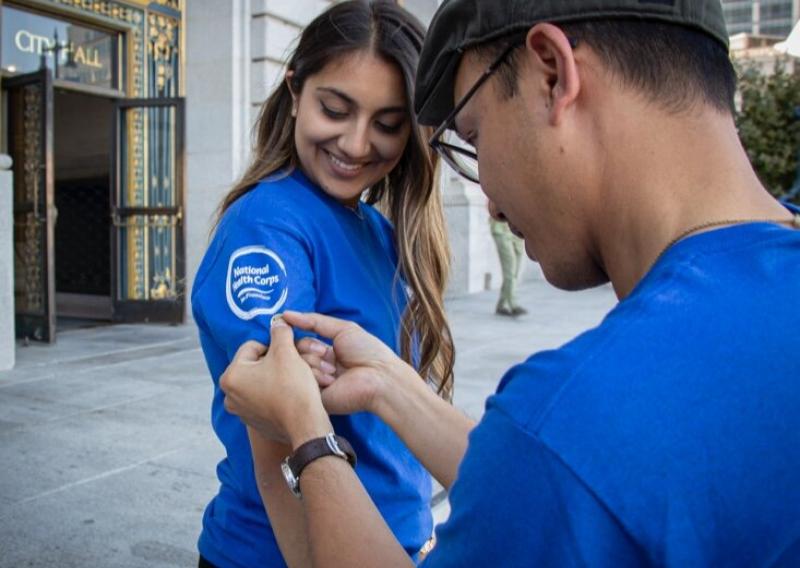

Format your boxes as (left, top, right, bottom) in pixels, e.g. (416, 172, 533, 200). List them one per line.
(284, 311, 416, 416)
(220, 319, 333, 448)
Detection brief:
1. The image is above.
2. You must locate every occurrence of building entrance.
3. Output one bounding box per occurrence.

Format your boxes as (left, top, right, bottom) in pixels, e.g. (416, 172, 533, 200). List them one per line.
(5, 71, 185, 342)
(53, 88, 114, 322)
(1, 1, 185, 344)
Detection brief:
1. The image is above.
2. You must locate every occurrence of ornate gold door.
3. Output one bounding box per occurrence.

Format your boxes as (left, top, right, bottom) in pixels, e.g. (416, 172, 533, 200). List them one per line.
(111, 98, 184, 323)
(5, 69, 56, 343)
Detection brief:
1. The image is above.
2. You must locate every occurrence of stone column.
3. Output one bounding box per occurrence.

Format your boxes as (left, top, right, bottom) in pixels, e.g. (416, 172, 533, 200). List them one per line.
(0, 154, 15, 371)
(441, 167, 543, 298)
(441, 168, 501, 297)
(184, 0, 252, 320)
(184, 0, 340, 321)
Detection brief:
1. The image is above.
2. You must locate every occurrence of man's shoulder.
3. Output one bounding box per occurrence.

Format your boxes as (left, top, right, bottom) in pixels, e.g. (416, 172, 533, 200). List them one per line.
(487, 313, 627, 433)
(489, 222, 800, 438)
(489, 255, 799, 440)
(485, 258, 800, 561)
(463, 227, 800, 566)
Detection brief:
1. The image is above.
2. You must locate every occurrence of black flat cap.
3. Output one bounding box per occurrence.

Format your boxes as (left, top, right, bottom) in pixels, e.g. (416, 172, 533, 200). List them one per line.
(414, 0, 729, 126)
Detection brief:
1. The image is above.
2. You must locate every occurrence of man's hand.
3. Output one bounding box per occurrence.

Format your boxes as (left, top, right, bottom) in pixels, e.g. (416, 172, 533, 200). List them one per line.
(220, 318, 333, 449)
(283, 311, 417, 416)
(286, 310, 473, 491)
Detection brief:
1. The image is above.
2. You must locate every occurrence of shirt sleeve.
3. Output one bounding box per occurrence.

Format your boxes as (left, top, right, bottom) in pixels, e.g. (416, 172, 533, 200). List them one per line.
(192, 209, 316, 361)
(421, 408, 646, 568)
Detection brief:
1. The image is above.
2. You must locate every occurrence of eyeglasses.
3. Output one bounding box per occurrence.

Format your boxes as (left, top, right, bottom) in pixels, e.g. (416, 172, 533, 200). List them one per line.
(429, 37, 577, 184)
(428, 41, 521, 184)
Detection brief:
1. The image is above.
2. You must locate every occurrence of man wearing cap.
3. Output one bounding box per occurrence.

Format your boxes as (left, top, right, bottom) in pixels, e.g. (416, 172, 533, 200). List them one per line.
(219, 0, 800, 566)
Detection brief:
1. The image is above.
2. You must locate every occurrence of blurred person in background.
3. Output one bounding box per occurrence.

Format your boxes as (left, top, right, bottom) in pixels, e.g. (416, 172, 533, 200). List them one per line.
(489, 208, 527, 316)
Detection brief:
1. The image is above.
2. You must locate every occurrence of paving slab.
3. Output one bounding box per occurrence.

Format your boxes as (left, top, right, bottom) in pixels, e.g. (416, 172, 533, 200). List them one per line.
(1, 461, 215, 568)
(151, 436, 223, 481)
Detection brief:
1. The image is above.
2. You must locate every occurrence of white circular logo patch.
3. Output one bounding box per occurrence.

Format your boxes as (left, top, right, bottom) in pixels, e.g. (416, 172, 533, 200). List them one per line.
(226, 246, 289, 320)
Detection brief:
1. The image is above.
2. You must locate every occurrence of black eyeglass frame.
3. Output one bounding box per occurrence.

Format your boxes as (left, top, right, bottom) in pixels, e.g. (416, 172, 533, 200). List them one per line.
(428, 36, 578, 184)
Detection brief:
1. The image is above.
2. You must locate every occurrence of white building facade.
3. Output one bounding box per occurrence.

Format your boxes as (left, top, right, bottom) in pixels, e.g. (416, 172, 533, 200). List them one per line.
(723, 0, 800, 37)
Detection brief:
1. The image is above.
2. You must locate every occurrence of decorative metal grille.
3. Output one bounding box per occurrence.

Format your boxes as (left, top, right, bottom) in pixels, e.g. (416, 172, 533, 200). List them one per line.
(22, 0, 183, 307)
(17, 84, 45, 313)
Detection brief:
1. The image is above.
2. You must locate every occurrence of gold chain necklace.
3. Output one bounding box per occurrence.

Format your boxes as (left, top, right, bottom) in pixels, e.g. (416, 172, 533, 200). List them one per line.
(650, 213, 800, 272)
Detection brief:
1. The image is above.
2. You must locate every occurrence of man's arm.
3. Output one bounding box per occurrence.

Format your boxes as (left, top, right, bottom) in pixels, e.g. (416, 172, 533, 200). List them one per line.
(295, 445, 414, 567)
(288, 311, 475, 489)
(219, 315, 475, 566)
(222, 331, 415, 568)
(370, 357, 474, 489)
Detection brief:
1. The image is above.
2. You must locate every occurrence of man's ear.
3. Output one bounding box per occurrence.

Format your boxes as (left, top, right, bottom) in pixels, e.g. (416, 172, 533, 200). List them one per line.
(285, 71, 298, 117)
(524, 23, 580, 126)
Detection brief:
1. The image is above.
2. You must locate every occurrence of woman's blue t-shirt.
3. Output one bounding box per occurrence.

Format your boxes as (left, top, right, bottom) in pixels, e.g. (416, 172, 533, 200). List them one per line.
(191, 169, 432, 567)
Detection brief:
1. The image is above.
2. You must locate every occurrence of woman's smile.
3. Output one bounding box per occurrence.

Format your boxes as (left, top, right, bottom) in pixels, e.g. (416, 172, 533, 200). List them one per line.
(324, 149, 370, 178)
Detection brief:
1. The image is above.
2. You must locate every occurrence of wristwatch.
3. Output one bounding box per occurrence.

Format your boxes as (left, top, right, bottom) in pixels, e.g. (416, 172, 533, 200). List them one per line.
(281, 432, 357, 498)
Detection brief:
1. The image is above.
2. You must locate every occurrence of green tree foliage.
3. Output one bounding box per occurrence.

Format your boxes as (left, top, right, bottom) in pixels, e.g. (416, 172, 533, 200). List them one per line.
(735, 59, 800, 202)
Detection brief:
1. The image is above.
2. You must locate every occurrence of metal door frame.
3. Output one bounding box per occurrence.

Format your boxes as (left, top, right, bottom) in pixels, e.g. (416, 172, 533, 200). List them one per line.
(110, 97, 185, 323)
(4, 67, 56, 342)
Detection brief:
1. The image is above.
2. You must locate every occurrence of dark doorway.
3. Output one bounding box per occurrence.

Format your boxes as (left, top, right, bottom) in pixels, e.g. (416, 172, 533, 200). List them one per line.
(53, 88, 113, 323)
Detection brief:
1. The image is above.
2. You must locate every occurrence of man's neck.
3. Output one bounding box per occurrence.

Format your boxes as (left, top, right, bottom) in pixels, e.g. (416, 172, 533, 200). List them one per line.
(591, 103, 790, 299)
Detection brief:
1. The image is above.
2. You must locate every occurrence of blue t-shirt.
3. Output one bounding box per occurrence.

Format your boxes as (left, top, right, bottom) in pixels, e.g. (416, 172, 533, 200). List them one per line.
(192, 169, 432, 568)
(424, 217, 800, 567)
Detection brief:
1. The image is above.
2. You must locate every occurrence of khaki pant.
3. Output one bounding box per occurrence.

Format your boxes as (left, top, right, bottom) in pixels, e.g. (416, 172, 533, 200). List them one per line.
(490, 219, 525, 311)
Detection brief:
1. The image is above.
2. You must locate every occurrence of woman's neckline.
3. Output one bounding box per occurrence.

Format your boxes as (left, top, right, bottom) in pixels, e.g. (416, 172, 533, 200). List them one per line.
(290, 167, 366, 220)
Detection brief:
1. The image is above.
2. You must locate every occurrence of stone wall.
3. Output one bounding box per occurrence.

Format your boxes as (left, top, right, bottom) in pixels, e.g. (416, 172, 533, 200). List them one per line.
(442, 168, 541, 298)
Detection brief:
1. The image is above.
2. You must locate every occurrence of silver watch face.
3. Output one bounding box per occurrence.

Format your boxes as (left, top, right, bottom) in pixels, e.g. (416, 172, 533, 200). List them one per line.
(281, 459, 301, 498)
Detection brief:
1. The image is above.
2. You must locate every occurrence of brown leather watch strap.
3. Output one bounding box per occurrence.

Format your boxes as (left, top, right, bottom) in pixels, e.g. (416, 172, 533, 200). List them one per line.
(287, 433, 357, 481)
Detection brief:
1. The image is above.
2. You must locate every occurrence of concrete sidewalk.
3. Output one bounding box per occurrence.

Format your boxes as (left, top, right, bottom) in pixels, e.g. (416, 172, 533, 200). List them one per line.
(0, 279, 616, 567)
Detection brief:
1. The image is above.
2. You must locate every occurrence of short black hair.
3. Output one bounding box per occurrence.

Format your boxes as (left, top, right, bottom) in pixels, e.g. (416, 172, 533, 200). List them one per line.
(473, 19, 737, 116)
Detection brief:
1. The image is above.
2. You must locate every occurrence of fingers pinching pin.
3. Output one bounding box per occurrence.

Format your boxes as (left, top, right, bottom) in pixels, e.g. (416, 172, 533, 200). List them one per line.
(271, 314, 286, 327)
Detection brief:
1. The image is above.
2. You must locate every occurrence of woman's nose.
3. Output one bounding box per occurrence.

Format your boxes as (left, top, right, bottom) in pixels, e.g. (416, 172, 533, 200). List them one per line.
(337, 119, 371, 160)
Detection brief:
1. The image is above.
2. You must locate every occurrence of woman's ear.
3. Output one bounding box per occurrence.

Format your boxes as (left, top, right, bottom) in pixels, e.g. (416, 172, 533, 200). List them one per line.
(285, 71, 298, 117)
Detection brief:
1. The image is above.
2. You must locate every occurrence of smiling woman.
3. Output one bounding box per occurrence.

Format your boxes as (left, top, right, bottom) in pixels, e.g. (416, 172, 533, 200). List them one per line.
(288, 51, 412, 207)
(190, 2, 454, 567)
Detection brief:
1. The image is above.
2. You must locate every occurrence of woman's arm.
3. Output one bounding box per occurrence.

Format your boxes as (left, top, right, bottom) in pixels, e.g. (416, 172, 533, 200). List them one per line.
(247, 428, 310, 568)
(299, 450, 414, 568)
(221, 318, 478, 566)
(222, 327, 416, 568)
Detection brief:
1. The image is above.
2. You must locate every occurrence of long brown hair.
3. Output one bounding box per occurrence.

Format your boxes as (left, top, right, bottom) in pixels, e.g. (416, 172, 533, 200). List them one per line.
(217, 0, 454, 397)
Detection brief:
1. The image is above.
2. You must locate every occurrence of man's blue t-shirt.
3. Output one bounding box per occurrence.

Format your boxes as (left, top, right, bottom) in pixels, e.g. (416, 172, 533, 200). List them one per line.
(192, 169, 432, 568)
(424, 218, 800, 567)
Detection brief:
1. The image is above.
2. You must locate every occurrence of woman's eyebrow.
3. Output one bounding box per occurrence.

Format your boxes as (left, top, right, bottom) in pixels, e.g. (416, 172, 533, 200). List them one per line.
(317, 87, 354, 105)
(316, 87, 407, 115)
